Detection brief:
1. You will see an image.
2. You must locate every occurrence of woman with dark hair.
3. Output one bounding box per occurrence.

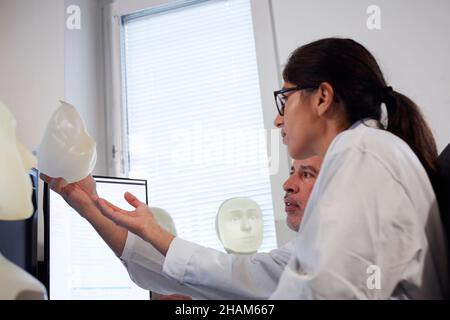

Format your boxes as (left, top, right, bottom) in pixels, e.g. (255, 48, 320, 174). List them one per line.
(270, 37, 448, 299)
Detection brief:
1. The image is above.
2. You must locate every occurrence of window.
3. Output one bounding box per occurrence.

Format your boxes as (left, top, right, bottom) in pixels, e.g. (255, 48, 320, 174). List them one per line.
(122, 0, 277, 252)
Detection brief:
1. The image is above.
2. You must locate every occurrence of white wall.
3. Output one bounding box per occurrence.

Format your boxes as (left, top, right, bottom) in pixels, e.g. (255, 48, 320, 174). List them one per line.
(0, 0, 65, 151)
(64, 0, 107, 175)
(0, 0, 107, 172)
(270, 0, 450, 152)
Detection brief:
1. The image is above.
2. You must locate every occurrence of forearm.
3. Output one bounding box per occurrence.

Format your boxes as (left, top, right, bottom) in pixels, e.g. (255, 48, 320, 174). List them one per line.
(141, 223, 175, 256)
(80, 203, 128, 257)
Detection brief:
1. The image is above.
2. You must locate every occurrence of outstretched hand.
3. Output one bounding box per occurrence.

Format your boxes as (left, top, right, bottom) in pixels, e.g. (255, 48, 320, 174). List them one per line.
(95, 192, 175, 255)
(95, 192, 157, 240)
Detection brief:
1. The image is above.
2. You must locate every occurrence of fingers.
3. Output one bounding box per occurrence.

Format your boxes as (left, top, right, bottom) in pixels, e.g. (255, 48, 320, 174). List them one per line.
(124, 192, 143, 209)
(89, 193, 100, 202)
(97, 197, 128, 215)
(39, 173, 51, 183)
(40, 173, 68, 194)
(50, 178, 68, 194)
(96, 198, 132, 227)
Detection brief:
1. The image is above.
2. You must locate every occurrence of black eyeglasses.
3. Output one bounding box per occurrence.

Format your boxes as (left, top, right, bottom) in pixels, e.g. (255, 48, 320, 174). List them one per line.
(274, 85, 317, 116)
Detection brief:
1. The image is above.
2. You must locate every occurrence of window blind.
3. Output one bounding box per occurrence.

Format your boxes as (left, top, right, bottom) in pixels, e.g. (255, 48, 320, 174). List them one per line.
(122, 0, 277, 252)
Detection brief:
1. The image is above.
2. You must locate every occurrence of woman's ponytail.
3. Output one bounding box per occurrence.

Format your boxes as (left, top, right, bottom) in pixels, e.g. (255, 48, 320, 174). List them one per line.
(383, 88, 439, 175)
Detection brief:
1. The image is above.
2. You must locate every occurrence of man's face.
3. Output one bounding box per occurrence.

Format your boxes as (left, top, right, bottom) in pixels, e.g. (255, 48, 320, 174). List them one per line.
(283, 156, 322, 231)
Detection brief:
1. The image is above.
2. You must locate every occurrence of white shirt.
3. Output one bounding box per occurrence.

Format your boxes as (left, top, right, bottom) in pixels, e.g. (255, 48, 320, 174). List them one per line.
(270, 120, 449, 299)
(120, 232, 293, 299)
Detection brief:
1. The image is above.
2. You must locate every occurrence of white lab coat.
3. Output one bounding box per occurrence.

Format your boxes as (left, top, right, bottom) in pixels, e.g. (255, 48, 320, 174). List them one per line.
(120, 232, 293, 299)
(270, 120, 449, 299)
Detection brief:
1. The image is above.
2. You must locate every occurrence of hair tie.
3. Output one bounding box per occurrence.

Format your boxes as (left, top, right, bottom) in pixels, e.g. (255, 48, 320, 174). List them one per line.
(381, 86, 395, 106)
(384, 86, 393, 94)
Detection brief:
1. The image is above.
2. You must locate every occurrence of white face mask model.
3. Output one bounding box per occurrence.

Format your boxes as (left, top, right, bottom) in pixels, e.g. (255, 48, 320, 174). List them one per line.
(151, 207, 177, 236)
(216, 197, 264, 254)
(38, 101, 97, 183)
(0, 100, 36, 220)
(0, 100, 47, 299)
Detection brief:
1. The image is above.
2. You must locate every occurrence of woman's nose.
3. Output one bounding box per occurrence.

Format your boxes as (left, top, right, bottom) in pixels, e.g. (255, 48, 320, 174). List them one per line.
(274, 114, 284, 128)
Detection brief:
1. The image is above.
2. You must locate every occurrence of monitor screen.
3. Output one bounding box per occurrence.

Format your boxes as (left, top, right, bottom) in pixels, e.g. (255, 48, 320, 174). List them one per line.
(45, 176, 150, 300)
(0, 168, 38, 277)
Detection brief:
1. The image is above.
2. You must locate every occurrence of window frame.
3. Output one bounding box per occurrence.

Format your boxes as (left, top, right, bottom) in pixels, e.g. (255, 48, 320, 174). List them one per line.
(103, 0, 292, 247)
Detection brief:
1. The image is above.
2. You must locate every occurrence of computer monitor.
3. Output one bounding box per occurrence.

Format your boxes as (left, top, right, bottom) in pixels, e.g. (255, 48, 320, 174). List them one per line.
(43, 176, 150, 300)
(0, 168, 38, 277)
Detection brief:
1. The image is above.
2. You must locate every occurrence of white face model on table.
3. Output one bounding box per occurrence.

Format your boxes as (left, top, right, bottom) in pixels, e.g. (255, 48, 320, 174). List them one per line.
(151, 207, 177, 236)
(216, 197, 263, 254)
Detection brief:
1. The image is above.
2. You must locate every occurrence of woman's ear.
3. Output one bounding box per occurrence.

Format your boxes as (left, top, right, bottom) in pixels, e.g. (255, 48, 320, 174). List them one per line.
(315, 82, 335, 117)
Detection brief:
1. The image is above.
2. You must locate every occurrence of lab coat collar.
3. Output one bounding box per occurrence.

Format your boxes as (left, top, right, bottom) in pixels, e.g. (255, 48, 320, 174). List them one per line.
(349, 118, 380, 130)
